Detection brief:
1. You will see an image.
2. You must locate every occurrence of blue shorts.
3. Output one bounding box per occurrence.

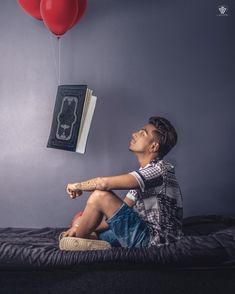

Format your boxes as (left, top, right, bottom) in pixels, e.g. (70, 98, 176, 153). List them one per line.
(97, 203, 150, 248)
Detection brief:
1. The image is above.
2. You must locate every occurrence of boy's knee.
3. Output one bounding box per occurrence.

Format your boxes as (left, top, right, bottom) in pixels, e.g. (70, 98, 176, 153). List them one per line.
(87, 190, 109, 206)
(87, 190, 122, 219)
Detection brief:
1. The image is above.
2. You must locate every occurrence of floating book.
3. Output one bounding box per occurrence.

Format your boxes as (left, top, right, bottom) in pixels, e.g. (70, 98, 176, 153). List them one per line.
(47, 85, 97, 154)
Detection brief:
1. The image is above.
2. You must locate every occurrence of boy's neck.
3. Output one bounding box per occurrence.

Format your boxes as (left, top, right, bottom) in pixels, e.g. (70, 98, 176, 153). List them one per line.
(135, 153, 158, 168)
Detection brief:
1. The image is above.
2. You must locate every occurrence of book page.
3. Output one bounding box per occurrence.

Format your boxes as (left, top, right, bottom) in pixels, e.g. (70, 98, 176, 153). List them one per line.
(76, 95, 97, 154)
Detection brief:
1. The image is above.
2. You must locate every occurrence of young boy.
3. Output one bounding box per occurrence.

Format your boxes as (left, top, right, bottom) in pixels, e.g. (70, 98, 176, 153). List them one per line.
(62, 116, 183, 250)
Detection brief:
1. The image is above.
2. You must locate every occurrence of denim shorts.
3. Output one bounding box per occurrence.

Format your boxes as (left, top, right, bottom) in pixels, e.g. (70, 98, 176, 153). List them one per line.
(97, 203, 150, 248)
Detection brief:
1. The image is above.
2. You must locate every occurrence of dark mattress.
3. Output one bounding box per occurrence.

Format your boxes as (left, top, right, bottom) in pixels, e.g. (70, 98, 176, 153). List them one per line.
(0, 214, 235, 270)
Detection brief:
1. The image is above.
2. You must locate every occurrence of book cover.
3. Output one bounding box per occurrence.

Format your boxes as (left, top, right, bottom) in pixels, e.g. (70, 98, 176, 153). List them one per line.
(47, 85, 95, 153)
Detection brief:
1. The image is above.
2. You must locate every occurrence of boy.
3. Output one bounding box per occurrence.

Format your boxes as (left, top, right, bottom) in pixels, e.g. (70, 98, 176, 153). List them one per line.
(61, 116, 183, 250)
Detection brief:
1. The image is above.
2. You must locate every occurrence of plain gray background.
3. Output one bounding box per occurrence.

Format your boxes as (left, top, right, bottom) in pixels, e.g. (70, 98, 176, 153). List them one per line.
(0, 0, 234, 227)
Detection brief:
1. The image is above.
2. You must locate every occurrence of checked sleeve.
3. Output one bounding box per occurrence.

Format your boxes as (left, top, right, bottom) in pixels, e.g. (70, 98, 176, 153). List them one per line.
(129, 163, 165, 192)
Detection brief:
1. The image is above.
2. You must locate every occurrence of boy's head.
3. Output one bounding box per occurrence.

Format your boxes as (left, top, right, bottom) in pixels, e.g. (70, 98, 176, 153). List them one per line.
(148, 116, 178, 159)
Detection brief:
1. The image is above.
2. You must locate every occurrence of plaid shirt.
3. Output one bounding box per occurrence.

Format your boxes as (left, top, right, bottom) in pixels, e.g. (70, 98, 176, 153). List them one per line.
(127, 158, 183, 247)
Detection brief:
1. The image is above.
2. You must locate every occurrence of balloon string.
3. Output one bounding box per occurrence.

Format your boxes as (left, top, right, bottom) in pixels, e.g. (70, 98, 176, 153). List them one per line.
(58, 37, 61, 85)
(49, 33, 59, 85)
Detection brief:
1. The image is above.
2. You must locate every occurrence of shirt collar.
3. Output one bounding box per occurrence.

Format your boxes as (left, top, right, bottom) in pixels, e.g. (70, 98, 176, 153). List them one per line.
(140, 157, 161, 170)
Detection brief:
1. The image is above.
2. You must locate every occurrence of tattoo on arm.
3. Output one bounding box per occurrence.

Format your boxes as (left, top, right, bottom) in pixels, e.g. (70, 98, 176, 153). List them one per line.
(75, 177, 106, 191)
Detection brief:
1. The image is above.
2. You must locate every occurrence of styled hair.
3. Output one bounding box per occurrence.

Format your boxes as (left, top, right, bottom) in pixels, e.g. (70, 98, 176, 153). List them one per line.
(148, 116, 178, 159)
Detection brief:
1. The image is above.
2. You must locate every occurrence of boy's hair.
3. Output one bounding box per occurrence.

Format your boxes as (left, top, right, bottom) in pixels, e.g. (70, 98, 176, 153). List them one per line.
(148, 116, 178, 159)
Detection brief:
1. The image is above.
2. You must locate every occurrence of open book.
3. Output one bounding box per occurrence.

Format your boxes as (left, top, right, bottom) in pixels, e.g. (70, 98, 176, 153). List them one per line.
(47, 85, 97, 154)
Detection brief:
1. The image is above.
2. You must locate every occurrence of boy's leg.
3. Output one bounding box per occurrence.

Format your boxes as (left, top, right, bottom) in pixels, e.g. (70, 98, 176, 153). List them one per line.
(70, 215, 100, 240)
(64, 190, 122, 238)
(104, 203, 150, 247)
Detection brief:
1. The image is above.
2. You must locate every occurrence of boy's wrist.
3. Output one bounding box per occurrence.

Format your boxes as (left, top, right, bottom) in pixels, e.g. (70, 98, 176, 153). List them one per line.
(75, 183, 82, 190)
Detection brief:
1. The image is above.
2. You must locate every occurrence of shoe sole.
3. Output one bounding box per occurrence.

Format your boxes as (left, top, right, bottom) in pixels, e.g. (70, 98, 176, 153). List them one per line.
(59, 236, 111, 251)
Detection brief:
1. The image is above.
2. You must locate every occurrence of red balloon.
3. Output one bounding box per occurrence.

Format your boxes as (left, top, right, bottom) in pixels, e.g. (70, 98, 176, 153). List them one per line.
(40, 0, 79, 36)
(69, 0, 87, 30)
(17, 0, 42, 20)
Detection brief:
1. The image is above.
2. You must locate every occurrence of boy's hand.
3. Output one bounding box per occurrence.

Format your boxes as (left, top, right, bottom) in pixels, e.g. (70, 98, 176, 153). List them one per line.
(63, 226, 79, 237)
(66, 183, 83, 199)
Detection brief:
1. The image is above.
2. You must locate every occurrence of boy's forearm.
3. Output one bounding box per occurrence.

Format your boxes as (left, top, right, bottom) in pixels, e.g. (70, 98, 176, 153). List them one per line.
(74, 177, 106, 191)
(74, 174, 139, 192)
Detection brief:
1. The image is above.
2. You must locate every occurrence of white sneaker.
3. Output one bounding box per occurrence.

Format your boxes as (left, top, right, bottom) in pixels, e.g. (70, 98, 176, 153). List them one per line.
(59, 236, 111, 251)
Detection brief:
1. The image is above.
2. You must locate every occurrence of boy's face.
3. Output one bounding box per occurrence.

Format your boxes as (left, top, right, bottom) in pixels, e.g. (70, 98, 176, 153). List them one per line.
(129, 123, 158, 154)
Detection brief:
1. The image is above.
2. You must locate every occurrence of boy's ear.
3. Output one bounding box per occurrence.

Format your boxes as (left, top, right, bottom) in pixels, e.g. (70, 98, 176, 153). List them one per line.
(150, 142, 159, 153)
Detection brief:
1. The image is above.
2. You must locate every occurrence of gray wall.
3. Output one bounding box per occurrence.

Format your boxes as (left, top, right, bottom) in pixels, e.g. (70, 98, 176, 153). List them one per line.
(0, 0, 234, 227)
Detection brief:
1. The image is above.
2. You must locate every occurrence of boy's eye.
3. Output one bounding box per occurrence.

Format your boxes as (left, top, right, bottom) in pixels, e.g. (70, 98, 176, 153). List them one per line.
(139, 130, 147, 136)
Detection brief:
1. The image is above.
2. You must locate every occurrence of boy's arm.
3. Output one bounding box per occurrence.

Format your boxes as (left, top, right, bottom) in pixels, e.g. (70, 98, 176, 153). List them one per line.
(67, 174, 139, 198)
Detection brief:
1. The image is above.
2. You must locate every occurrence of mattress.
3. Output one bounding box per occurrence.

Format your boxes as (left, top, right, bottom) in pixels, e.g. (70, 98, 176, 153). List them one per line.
(0, 215, 234, 270)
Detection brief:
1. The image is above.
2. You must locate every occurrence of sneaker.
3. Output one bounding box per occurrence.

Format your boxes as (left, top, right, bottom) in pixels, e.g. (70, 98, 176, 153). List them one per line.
(59, 236, 111, 251)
